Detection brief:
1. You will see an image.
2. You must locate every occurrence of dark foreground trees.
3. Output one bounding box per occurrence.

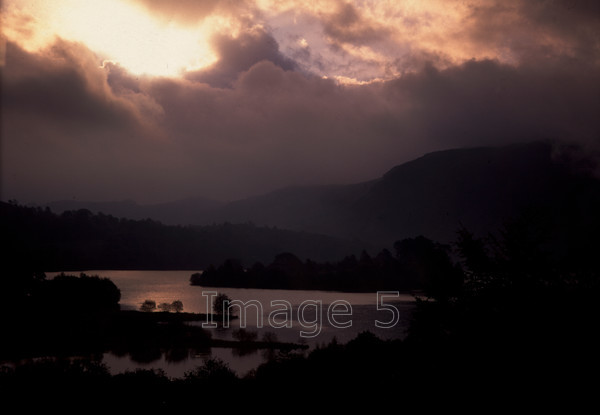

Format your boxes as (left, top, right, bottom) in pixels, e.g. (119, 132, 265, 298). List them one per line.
(2, 219, 597, 409)
(191, 235, 462, 294)
(1, 202, 598, 408)
(405, 214, 600, 401)
(0, 201, 362, 271)
(0, 272, 121, 359)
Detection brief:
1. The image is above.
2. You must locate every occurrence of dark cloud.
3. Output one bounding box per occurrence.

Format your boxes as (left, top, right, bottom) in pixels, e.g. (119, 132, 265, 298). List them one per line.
(322, 2, 389, 46)
(131, 0, 221, 25)
(382, 58, 600, 149)
(105, 63, 142, 94)
(2, 16, 599, 205)
(185, 27, 297, 87)
(0, 40, 166, 203)
(140, 55, 600, 198)
(2, 40, 140, 130)
(521, 0, 600, 60)
(465, 0, 600, 63)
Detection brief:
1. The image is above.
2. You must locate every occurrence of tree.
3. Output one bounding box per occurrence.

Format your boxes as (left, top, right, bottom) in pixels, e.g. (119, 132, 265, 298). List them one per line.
(213, 293, 232, 316)
(261, 331, 278, 343)
(394, 236, 462, 300)
(140, 300, 156, 312)
(171, 300, 183, 313)
(184, 358, 237, 383)
(232, 328, 258, 342)
(158, 302, 173, 312)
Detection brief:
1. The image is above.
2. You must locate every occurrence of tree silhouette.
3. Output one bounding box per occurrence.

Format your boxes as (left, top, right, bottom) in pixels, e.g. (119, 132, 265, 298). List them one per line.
(213, 293, 232, 316)
(171, 300, 184, 313)
(158, 302, 172, 312)
(140, 300, 156, 312)
(190, 236, 460, 292)
(184, 358, 237, 384)
(394, 236, 462, 300)
(232, 328, 258, 342)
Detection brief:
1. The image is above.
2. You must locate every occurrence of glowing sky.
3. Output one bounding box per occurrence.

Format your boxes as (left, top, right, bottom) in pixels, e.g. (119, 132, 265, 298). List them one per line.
(1, 0, 599, 203)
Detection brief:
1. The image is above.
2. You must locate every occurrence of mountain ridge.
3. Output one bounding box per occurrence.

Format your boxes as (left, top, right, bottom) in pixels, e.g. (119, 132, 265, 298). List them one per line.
(40, 141, 600, 249)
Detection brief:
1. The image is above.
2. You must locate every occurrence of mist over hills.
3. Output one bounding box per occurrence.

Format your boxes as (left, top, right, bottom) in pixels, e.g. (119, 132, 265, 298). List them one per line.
(1, 202, 367, 271)
(44, 141, 600, 249)
(44, 197, 225, 227)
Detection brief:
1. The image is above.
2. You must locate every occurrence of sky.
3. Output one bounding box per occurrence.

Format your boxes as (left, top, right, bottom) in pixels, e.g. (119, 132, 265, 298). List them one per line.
(1, 0, 599, 204)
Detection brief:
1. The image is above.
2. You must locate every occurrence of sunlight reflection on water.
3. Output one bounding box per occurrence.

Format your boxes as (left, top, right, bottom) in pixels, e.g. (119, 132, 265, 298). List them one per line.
(72, 270, 417, 377)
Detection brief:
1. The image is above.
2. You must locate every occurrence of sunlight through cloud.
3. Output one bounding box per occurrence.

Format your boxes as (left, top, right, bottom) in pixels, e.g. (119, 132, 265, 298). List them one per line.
(2, 0, 217, 77)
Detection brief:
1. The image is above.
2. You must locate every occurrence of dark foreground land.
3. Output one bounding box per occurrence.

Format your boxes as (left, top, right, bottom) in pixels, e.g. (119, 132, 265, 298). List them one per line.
(2, 196, 600, 409)
(2, 233, 599, 410)
(0, 273, 304, 362)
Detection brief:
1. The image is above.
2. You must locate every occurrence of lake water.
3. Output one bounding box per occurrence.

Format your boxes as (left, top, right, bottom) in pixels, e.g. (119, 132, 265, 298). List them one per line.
(75, 270, 417, 378)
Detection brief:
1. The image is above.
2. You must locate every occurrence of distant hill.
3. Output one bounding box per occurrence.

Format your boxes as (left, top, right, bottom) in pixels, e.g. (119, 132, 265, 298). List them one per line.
(43, 141, 600, 248)
(207, 141, 600, 246)
(45, 197, 224, 226)
(0, 202, 366, 272)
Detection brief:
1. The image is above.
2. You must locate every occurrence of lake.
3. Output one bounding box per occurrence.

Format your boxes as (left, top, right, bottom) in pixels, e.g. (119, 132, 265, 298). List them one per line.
(78, 270, 418, 378)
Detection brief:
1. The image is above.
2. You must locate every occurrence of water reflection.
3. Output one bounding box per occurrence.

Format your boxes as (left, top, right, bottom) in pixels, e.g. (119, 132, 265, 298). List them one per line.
(76, 270, 416, 378)
(103, 346, 272, 378)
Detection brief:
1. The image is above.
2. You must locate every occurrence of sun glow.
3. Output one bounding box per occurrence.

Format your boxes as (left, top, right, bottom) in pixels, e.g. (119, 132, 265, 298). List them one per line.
(2, 0, 217, 77)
